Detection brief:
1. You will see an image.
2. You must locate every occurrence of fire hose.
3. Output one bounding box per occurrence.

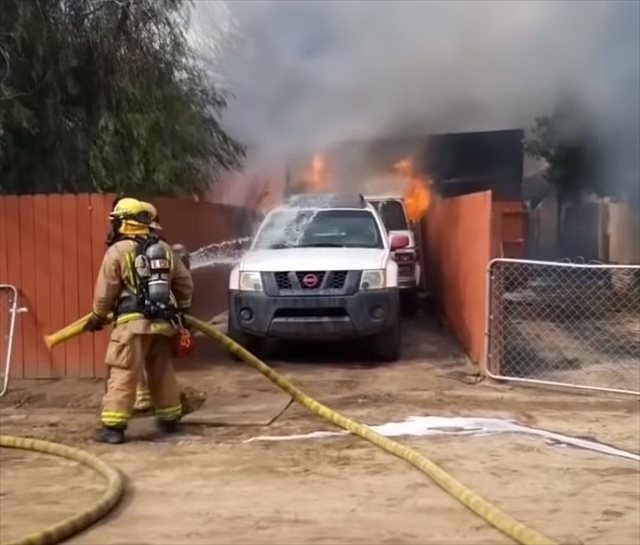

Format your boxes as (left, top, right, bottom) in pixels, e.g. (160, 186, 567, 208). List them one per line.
(1, 314, 558, 545)
(0, 435, 124, 545)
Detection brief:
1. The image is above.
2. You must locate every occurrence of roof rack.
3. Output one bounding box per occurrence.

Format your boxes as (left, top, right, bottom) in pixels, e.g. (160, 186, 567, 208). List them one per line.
(285, 193, 367, 209)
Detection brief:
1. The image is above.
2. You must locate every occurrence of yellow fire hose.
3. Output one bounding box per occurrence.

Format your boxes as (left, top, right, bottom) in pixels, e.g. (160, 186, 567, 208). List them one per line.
(0, 436, 125, 545)
(184, 316, 557, 545)
(2, 314, 558, 545)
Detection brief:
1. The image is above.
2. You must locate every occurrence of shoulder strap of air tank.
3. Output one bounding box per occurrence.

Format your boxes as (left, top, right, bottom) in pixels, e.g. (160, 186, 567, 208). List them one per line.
(138, 234, 159, 253)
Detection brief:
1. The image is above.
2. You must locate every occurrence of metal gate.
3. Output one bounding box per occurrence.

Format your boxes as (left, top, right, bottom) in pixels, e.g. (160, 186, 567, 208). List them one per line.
(0, 284, 26, 398)
(483, 259, 640, 396)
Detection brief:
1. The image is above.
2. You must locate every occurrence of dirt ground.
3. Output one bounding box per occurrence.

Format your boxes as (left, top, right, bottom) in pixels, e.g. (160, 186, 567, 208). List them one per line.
(1, 317, 639, 545)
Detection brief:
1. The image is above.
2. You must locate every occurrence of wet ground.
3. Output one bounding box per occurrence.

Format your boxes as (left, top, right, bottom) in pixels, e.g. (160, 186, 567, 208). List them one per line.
(1, 316, 639, 545)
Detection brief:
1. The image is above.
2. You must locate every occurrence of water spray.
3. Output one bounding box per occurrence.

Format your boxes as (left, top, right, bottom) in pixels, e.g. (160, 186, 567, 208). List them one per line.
(189, 237, 251, 270)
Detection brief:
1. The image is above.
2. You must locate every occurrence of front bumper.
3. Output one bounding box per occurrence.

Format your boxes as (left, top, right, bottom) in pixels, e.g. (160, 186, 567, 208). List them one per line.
(229, 288, 400, 340)
(394, 250, 420, 290)
(397, 263, 420, 289)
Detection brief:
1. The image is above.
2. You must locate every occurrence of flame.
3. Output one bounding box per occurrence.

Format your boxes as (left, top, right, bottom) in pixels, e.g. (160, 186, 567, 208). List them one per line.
(393, 158, 432, 221)
(306, 153, 329, 192)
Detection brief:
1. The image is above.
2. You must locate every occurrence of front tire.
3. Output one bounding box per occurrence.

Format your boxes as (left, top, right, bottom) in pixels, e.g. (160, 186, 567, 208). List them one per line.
(370, 321, 401, 362)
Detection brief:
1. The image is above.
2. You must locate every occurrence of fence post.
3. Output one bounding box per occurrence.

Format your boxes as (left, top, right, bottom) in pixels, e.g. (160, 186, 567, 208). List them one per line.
(0, 284, 28, 397)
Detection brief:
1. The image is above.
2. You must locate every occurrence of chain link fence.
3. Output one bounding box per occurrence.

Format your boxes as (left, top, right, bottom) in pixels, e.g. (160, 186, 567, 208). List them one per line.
(484, 259, 640, 395)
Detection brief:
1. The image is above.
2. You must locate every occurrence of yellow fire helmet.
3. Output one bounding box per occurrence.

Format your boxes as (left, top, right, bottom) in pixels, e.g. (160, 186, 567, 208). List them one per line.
(111, 197, 144, 219)
(140, 201, 162, 231)
(110, 197, 152, 233)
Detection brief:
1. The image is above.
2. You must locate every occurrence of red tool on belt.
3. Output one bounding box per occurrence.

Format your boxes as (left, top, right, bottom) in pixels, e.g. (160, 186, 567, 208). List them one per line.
(173, 327, 195, 358)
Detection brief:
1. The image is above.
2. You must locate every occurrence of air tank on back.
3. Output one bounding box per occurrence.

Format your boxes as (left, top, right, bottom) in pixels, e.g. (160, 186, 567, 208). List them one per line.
(145, 242, 171, 306)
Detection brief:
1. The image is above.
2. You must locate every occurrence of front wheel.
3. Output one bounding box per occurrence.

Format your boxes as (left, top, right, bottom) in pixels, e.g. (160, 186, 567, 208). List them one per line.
(369, 321, 401, 362)
(227, 321, 266, 361)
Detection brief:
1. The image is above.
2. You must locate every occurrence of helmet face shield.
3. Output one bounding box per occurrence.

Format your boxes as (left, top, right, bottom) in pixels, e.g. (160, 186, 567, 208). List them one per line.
(134, 210, 154, 225)
(141, 201, 162, 230)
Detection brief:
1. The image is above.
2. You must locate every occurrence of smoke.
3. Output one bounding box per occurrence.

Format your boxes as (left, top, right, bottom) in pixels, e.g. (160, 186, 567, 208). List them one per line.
(194, 1, 639, 205)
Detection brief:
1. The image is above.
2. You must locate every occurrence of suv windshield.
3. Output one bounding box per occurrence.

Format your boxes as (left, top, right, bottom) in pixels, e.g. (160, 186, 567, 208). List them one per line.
(254, 209, 384, 250)
(370, 200, 409, 231)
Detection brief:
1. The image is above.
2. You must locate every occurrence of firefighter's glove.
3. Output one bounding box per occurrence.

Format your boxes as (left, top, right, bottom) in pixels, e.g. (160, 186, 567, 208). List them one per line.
(84, 313, 107, 332)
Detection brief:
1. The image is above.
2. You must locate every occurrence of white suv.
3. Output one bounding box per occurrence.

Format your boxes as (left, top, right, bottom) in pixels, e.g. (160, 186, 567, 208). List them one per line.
(227, 193, 409, 361)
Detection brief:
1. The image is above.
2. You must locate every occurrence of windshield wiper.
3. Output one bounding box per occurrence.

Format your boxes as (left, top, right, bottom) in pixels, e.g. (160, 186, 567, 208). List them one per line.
(298, 242, 345, 248)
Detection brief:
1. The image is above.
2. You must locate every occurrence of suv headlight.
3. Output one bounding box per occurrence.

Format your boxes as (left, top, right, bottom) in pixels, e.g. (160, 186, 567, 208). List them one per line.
(394, 251, 415, 263)
(239, 272, 263, 292)
(360, 270, 385, 290)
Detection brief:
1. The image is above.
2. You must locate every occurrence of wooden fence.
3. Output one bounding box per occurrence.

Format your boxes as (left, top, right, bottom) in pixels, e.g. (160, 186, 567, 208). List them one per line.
(0, 194, 252, 379)
(422, 191, 526, 363)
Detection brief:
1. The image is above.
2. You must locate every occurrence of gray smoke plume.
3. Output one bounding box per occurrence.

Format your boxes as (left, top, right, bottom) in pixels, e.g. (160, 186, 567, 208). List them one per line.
(194, 1, 639, 205)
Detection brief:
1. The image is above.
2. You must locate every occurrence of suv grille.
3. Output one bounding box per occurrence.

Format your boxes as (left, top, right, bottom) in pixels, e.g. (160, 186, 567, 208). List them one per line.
(273, 271, 348, 291)
(328, 271, 347, 289)
(275, 272, 292, 290)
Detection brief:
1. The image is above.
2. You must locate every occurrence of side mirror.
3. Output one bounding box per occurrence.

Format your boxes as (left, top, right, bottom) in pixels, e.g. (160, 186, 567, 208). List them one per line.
(390, 234, 410, 251)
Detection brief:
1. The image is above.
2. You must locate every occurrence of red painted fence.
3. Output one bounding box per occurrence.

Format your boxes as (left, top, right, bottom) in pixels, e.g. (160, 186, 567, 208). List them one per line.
(0, 194, 251, 379)
(423, 191, 526, 363)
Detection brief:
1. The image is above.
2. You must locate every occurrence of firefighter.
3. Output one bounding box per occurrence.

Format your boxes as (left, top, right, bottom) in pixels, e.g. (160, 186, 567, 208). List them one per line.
(171, 244, 191, 270)
(139, 200, 191, 269)
(107, 197, 154, 413)
(133, 203, 193, 413)
(85, 197, 194, 444)
(143, 201, 162, 233)
(132, 201, 163, 413)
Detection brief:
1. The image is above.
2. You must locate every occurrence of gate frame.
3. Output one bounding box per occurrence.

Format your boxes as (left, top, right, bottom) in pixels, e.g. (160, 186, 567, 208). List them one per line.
(481, 258, 640, 397)
(0, 284, 27, 398)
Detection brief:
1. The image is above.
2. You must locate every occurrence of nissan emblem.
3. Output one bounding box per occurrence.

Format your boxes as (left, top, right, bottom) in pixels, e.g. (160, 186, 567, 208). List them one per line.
(302, 273, 319, 288)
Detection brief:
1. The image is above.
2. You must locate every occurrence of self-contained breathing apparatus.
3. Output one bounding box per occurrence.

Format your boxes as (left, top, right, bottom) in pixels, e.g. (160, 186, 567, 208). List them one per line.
(132, 236, 177, 322)
(117, 235, 195, 357)
(141, 237, 197, 357)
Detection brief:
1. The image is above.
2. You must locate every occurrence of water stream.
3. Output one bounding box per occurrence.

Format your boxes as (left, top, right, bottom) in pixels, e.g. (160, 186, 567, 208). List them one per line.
(189, 237, 251, 270)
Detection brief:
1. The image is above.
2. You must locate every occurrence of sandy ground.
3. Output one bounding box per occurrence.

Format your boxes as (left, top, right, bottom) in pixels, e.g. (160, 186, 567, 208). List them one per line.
(1, 316, 639, 545)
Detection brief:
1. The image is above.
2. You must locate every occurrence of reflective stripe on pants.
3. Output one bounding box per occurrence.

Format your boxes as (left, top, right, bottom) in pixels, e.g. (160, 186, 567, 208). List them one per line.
(155, 405, 182, 421)
(101, 409, 131, 428)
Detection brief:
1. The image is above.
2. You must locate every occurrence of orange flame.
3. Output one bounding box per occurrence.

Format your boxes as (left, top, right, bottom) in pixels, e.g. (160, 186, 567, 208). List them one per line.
(393, 158, 432, 221)
(305, 153, 329, 192)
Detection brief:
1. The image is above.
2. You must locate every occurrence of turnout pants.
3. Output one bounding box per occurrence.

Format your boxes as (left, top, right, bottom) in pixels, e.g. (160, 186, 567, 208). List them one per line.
(134, 371, 152, 411)
(101, 329, 182, 429)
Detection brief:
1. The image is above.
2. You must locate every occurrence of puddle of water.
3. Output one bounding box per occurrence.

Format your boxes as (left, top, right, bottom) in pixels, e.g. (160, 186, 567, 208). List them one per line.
(244, 416, 640, 463)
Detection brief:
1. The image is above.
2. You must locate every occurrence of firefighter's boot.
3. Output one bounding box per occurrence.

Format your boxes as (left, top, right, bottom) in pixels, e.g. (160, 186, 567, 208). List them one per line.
(96, 426, 125, 445)
(156, 419, 179, 434)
